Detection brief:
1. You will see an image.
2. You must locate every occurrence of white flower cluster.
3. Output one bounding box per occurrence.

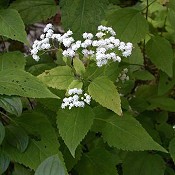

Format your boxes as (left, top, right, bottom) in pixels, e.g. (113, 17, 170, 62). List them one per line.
(116, 68, 129, 83)
(81, 26, 133, 67)
(61, 88, 91, 109)
(31, 24, 133, 67)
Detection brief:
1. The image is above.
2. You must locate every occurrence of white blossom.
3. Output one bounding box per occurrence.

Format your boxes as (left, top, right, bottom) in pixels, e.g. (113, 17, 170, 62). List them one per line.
(61, 88, 91, 109)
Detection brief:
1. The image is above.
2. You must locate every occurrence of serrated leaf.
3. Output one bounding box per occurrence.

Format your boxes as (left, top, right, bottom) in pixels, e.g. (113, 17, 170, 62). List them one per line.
(0, 96, 22, 116)
(0, 150, 10, 174)
(107, 8, 149, 42)
(0, 122, 5, 145)
(3, 112, 60, 170)
(0, 69, 58, 98)
(57, 107, 94, 157)
(169, 138, 175, 164)
(60, 0, 108, 39)
(92, 107, 167, 152)
(76, 148, 118, 175)
(0, 9, 27, 44)
(123, 152, 165, 175)
(38, 66, 74, 90)
(5, 125, 29, 153)
(10, 0, 58, 25)
(73, 57, 85, 75)
(88, 76, 122, 115)
(35, 154, 68, 175)
(146, 36, 173, 77)
(0, 51, 26, 71)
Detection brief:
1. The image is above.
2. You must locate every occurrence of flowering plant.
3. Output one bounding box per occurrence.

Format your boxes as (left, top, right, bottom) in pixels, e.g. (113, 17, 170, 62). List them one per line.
(31, 24, 133, 112)
(0, 0, 174, 174)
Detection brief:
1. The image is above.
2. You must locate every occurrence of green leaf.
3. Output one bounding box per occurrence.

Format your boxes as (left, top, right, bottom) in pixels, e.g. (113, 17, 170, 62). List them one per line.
(60, 0, 108, 39)
(146, 36, 174, 77)
(38, 66, 74, 90)
(0, 150, 10, 175)
(88, 76, 122, 115)
(67, 80, 83, 90)
(0, 96, 22, 116)
(148, 97, 175, 112)
(10, 0, 58, 25)
(158, 71, 175, 96)
(0, 69, 58, 98)
(0, 9, 27, 44)
(133, 70, 155, 80)
(169, 138, 175, 164)
(123, 152, 165, 175)
(0, 51, 26, 71)
(3, 112, 60, 170)
(73, 57, 85, 75)
(92, 107, 167, 152)
(76, 148, 118, 175)
(0, 122, 5, 145)
(57, 107, 94, 157)
(5, 125, 29, 153)
(107, 8, 149, 42)
(35, 154, 68, 175)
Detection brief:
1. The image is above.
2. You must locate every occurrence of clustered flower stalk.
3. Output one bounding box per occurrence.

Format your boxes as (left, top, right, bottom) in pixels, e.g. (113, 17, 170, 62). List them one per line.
(31, 24, 133, 109)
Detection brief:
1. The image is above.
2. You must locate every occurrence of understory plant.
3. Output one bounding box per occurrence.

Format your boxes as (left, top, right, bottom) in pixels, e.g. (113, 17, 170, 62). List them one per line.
(0, 0, 175, 175)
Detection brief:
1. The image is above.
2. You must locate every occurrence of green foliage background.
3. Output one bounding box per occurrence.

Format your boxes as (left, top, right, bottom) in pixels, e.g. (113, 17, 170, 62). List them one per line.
(0, 0, 175, 174)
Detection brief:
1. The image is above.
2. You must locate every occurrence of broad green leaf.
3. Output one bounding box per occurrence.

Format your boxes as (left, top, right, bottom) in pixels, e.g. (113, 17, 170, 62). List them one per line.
(123, 152, 165, 175)
(133, 70, 154, 80)
(0, 150, 10, 174)
(169, 138, 175, 164)
(148, 97, 175, 112)
(13, 164, 33, 175)
(146, 36, 173, 77)
(88, 76, 122, 115)
(10, 0, 58, 24)
(60, 0, 108, 38)
(73, 57, 85, 75)
(0, 51, 26, 71)
(76, 148, 118, 175)
(3, 112, 60, 170)
(158, 71, 175, 96)
(57, 107, 94, 157)
(0, 122, 5, 145)
(0, 69, 58, 98)
(38, 66, 74, 90)
(92, 107, 167, 152)
(107, 8, 149, 42)
(5, 125, 29, 152)
(0, 9, 27, 44)
(35, 154, 68, 175)
(0, 96, 22, 116)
